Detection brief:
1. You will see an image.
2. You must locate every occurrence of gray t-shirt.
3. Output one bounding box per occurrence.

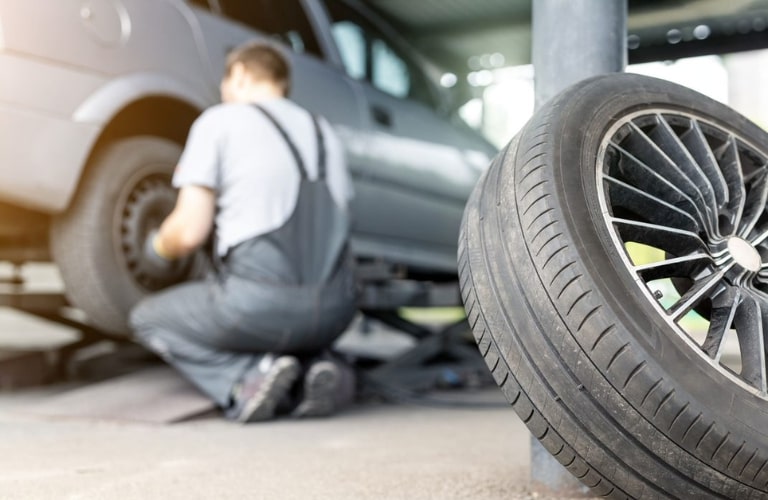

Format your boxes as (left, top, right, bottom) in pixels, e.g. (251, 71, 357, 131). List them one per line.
(173, 98, 353, 256)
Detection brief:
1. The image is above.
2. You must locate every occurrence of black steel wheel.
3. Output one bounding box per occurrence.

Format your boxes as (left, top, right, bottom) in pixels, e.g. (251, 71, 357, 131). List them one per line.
(51, 136, 184, 335)
(118, 172, 187, 292)
(460, 73, 768, 498)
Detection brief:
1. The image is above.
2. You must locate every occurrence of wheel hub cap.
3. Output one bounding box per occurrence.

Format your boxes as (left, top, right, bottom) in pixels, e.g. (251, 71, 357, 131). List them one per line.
(728, 237, 762, 273)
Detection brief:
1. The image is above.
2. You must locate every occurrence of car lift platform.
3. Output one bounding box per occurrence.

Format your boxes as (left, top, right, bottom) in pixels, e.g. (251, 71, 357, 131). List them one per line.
(0, 276, 492, 423)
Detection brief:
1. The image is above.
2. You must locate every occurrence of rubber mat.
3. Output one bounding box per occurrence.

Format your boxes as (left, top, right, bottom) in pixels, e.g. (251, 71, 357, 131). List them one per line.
(21, 366, 216, 423)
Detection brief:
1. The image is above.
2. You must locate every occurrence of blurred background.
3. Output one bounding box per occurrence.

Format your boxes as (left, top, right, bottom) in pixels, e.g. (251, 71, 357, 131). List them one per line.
(453, 50, 767, 149)
(357, 0, 768, 149)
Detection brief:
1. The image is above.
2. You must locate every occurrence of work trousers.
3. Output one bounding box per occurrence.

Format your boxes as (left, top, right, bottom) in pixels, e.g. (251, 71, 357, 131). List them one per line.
(129, 257, 357, 409)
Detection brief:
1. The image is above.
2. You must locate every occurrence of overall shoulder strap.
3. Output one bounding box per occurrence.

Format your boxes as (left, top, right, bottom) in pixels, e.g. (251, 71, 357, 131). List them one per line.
(252, 104, 309, 179)
(310, 114, 327, 180)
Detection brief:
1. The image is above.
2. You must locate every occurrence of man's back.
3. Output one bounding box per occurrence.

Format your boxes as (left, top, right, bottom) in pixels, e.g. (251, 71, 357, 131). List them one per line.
(173, 98, 353, 257)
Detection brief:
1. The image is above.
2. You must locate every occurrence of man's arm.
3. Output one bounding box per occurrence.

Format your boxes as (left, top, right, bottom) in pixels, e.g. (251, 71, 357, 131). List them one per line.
(153, 185, 216, 259)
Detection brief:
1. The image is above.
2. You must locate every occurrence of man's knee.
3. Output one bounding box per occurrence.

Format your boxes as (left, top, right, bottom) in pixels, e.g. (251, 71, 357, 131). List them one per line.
(129, 296, 169, 342)
(129, 298, 151, 332)
(129, 298, 175, 360)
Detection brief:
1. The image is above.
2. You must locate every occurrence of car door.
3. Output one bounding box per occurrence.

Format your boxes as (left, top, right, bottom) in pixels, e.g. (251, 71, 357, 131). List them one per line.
(184, 0, 368, 191)
(318, 0, 495, 275)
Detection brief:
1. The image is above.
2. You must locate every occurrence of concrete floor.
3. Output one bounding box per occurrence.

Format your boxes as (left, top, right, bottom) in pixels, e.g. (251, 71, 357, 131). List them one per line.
(0, 264, 550, 500)
(0, 259, 748, 499)
(0, 387, 536, 500)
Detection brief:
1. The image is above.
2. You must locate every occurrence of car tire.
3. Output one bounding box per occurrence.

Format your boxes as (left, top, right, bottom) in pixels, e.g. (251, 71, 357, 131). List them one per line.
(51, 136, 187, 335)
(460, 73, 768, 498)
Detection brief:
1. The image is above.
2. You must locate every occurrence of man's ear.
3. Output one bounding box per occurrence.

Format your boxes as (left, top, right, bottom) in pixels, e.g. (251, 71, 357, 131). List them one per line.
(230, 62, 246, 84)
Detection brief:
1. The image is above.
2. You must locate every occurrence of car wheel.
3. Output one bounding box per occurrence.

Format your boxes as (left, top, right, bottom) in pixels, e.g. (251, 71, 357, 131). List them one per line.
(460, 73, 768, 498)
(51, 136, 189, 335)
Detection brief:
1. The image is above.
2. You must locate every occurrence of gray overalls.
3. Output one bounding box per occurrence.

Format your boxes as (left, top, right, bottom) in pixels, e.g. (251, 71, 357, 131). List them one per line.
(130, 105, 357, 410)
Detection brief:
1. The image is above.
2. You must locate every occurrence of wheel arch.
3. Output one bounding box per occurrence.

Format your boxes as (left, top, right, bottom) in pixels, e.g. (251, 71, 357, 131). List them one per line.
(63, 93, 203, 212)
(88, 94, 201, 159)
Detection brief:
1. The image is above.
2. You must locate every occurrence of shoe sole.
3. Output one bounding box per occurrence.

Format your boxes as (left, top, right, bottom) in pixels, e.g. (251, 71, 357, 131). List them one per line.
(292, 360, 341, 418)
(238, 357, 301, 423)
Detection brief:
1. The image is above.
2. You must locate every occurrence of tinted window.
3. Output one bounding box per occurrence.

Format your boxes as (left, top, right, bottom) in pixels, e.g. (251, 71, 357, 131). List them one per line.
(219, 0, 322, 56)
(323, 0, 436, 108)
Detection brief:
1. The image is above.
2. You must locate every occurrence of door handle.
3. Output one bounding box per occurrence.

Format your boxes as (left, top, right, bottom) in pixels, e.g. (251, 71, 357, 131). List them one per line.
(371, 105, 393, 128)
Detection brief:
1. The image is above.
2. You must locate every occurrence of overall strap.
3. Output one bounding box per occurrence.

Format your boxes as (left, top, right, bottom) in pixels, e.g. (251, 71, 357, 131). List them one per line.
(310, 114, 327, 180)
(253, 104, 309, 179)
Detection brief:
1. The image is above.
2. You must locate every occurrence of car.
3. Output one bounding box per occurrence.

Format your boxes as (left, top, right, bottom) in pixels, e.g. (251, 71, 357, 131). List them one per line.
(0, 0, 495, 334)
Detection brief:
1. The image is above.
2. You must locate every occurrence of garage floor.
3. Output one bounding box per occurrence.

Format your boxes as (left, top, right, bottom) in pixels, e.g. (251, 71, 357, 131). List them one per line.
(0, 264, 595, 499)
(0, 385, 539, 500)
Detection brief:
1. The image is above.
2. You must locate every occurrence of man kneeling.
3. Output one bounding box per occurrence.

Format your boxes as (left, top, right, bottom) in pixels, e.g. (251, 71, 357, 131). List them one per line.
(130, 41, 357, 422)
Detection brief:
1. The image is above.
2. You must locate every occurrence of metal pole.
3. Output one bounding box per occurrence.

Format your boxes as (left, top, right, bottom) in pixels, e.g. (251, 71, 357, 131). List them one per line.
(533, 0, 628, 109)
(529, 0, 627, 496)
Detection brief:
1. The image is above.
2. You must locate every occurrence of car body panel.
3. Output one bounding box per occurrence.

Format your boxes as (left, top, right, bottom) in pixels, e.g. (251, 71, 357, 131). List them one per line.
(0, 0, 496, 275)
(0, 101, 101, 212)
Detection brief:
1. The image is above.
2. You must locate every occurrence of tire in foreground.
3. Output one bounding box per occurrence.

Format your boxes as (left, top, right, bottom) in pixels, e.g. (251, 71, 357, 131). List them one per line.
(460, 73, 768, 498)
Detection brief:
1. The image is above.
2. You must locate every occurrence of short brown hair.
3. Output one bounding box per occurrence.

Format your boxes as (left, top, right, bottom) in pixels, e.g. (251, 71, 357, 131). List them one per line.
(225, 41, 291, 95)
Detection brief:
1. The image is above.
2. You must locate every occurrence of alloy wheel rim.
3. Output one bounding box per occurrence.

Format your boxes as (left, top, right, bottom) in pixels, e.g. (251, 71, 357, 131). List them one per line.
(596, 109, 768, 399)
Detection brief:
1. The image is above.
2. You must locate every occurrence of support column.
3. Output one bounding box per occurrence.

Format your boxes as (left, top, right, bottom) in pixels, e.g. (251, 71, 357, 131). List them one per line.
(529, 0, 627, 496)
(533, 0, 628, 108)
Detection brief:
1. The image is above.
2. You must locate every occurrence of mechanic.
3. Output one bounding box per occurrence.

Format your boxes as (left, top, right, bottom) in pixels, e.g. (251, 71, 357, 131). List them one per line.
(129, 41, 357, 423)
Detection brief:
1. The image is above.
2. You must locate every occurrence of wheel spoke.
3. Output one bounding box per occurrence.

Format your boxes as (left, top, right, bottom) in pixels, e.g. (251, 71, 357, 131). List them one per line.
(668, 265, 732, 321)
(739, 169, 768, 239)
(701, 287, 740, 361)
(605, 175, 699, 232)
(758, 264, 768, 279)
(625, 122, 716, 236)
(608, 143, 710, 231)
(679, 119, 729, 210)
(714, 136, 747, 235)
(611, 218, 707, 257)
(752, 229, 768, 248)
(755, 266, 768, 291)
(634, 253, 711, 282)
(652, 115, 720, 234)
(733, 294, 768, 393)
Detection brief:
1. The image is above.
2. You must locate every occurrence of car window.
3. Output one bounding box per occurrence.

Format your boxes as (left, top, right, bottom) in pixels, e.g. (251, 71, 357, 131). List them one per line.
(322, 0, 437, 109)
(332, 21, 366, 80)
(371, 39, 410, 99)
(218, 0, 322, 56)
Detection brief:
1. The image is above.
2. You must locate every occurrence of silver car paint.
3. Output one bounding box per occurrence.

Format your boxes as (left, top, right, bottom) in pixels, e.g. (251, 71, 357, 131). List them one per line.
(0, 0, 495, 273)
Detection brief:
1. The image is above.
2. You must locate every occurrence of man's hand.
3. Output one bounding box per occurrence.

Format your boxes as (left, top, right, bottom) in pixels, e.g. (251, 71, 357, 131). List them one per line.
(140, 185, 215, 286)
(153, 186, 216, 257)
(142, 229, 193, 284)
(151, 230, 175, 261)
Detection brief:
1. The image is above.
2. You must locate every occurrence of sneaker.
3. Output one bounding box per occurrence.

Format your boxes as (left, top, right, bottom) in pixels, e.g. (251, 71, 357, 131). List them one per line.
(231, 355, 300, 423)
(292, 358, 355, 418)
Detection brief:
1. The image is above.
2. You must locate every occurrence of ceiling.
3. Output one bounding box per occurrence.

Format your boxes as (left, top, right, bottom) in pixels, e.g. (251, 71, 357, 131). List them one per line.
(362, 0, 768, 72)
